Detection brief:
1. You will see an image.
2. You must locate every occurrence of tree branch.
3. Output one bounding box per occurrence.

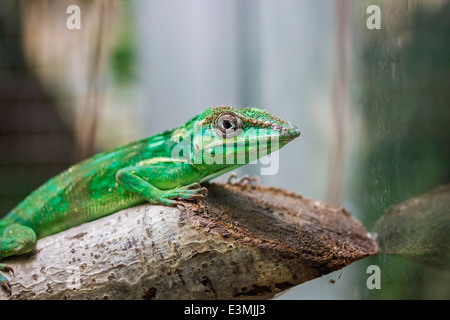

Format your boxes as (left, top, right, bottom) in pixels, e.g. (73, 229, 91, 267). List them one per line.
(1, 182, 377, 300)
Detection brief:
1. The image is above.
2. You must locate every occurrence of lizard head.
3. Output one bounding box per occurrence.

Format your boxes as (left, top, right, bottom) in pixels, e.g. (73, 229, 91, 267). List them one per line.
(182, 106, 300, 167)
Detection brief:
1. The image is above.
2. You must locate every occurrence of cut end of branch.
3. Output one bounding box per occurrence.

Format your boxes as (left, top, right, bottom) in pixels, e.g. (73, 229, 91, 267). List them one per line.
(195, 182, 377, 276)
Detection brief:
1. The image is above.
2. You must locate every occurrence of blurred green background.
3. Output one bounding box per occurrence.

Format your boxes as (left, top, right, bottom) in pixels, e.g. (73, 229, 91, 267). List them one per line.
(0, 0, 448, 299)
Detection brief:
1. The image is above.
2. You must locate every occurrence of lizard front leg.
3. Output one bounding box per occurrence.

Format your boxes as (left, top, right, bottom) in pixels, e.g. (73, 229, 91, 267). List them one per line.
(116, 159, 208, 206)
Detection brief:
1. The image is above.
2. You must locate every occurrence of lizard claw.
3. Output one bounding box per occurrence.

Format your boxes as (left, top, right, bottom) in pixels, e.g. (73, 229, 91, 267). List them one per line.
(226, 172, 238, 184)
(159, 184, 208, 206)
(226, 173, 260, 186)
(1, 279, 11, 296)
(197, 187, 208, 195)
(1, 259, 16, 296)
(0, 268, 12, 295)
(177, 188, 208, 202)
(185, 182, 202, 190)
(0, 265, 14, 276)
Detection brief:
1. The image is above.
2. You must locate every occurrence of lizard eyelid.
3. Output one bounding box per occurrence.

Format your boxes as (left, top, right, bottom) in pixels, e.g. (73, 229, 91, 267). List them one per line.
(215, 113, 243, 138)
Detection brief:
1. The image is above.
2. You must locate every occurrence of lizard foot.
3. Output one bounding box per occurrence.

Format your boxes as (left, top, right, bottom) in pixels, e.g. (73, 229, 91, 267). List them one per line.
(173, 183, 208, 200)
(226, 173, 260, 186)
(0, 264, 14, 295)
(155, 183, 209, 207)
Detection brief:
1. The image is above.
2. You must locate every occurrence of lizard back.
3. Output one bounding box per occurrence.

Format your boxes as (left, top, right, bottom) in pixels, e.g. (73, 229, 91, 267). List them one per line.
(2, 131, 173, 238)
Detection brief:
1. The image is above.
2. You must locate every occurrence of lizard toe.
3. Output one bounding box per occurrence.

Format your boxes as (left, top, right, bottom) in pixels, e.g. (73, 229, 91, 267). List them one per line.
(0, 274, 12, 295)
(0, 264, 14, 275)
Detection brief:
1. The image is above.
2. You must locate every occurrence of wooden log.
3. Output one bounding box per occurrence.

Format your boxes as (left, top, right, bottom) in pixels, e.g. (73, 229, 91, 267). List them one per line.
(0, 182, 377, 300)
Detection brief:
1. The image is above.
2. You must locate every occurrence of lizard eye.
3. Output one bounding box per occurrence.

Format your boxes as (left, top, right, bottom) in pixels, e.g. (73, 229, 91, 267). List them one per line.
(215, 113, 243, 138)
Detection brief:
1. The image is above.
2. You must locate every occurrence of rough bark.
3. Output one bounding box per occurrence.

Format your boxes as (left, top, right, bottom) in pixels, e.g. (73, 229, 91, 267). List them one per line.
(1, 182, 377, 300)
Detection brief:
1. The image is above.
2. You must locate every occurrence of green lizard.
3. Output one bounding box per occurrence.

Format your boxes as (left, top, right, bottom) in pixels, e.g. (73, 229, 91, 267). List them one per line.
(0, 106, 300, 294)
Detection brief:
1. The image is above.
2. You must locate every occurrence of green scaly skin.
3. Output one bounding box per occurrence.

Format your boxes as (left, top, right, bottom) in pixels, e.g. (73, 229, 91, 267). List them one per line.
(0, 106, 300, 294)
